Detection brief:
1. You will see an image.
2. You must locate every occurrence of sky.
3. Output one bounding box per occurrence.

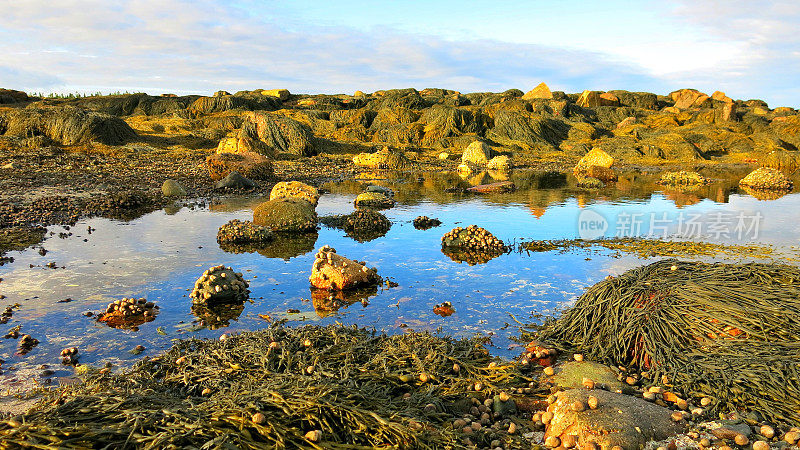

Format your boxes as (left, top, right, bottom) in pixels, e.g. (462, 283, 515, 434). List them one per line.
(0, 0, 799, 107)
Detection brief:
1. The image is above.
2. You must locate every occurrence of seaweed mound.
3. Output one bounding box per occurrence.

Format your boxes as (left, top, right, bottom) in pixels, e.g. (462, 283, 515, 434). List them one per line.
(253, 198, 318, 232)
(320, 209, 391, 242)
(1, 324, 531, 448)
(536, 259, 800, 426)
(244, 112, 316, 156)
(2, 106, 137, 145)
(739, 167, 793, 191)
(659, 171, 708, 186)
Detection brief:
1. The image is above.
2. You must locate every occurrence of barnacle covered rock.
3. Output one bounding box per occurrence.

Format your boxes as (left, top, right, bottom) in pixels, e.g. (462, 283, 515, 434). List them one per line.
(441, 225, 506, 265)
(413, 216, 442, 230)
(739, 167, 793, 191)
(190, 265, 250, 305)
(309, 245, 381, 290)
(354, 192, 395, 209)
(98, 297, 158, 328)
(269, 181, 320, 207)
(217, 219, 273, 245)
(319, 209, 391, 242)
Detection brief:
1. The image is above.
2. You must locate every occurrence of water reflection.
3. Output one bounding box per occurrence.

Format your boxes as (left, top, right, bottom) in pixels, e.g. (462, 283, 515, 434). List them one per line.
(191, 302, 246, 330)
(219, 232, 319, 260)
(311, 285, 377, 318)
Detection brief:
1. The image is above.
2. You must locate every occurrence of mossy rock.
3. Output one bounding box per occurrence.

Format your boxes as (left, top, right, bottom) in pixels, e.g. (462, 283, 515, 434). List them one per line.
(461, 141, 492, 165)
(270, 181, 320, 207)
(253, 198, 318, 232)
(549, 361, 629, 393)
(659, 171, 707, 186)
(739, 167, 793, 191)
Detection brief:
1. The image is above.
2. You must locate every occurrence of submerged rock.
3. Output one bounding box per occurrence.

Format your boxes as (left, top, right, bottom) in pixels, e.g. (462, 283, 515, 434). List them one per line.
(190, 265, 249, 305)
(309, 245, 381, 290)
(253, 198, 318, 232)
(545, 388, 685, 450)
(269, 181, 320, 207)
(216, 219, 273, 245)
(466, 181, 515, 194)
(739, 167, 793, 191)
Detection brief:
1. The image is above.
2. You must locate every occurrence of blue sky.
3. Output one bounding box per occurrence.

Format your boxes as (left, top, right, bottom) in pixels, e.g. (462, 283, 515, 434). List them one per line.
(1, 0, 799, 107)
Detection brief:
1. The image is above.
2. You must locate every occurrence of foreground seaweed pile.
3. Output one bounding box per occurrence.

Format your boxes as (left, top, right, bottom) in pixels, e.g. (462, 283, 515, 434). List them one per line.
(0, 324, 534, 449)
(535, 259, 800, 426)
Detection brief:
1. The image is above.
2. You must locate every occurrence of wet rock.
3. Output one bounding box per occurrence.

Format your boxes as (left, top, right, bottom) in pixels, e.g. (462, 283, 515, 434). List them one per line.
(354, 191, 395, 209)
(575, 148, 614, 172)
(98, 297, 158, 329)
(461, 141, 492, 166)
(161, 179, 186, 197)
(269, 181, 320, 207)
(261, 89, 290, 101)
(739, 167, 793, 191)
(413, 216, 442, 230)
(309, 245, 381, 290)
(487, 155, 512, 171)
(352, 147, 414, 170)
(319, 209, 391, 242)
(253, 198, 318, 232)
(659, 171, 708, 186)
(18, 334, 39, 354)
(207, 152, 273, 182)
(190, 265, 250, 305)
(545, 389, 685, 450)
(550, 361, 629, 393)
(466, 181, 516, 194)
(522, 82, 553, 100)
(214, 171, 257, 190)
(217, 219, 273, 245)
(433, 301, 455, 317)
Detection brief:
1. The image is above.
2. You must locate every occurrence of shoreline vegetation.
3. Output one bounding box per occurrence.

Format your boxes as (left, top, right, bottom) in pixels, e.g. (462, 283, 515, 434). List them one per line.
(1, 84, 800, 447)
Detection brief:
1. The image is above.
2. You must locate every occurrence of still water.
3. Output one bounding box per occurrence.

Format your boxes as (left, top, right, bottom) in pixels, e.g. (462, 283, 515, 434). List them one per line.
(1, 168, 799, 388)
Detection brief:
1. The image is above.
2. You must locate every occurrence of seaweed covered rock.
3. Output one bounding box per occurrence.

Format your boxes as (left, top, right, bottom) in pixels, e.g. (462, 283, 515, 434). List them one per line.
(0, 88, 28, 104)
(545, 389, 685, 450)
(352, 147, 414, 170)
(253, 198, 318, 232)
(188, 94, 280, 115)
(270, 181, 320, 207)
(2, 106, 137, 145)
(217, 219, 273, 245)
(760, 150, 798, 174)
(244, 111, 316, 156)
(309, 245, 380, 290)
(461, 141, 492, 166)
(739, 167, 793, 191)
(441, 225, 506, 265)
(190, 265, 249, 305)
(487, 110, 567, 150)
(659, 171, 708, 186)
(535, 259, 800, 426)
(206, 152, 273, 181)
(97, 297, 158, 329)
(574, 148, 613, 172)
(354, 191, 395, 209)
(575, 176, 604, 189)
(320, 209, 391, 242)
(413, 216, 442, 230)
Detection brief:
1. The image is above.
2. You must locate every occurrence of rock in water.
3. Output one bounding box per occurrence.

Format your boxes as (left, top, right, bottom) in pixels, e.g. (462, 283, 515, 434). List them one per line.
(309, 245, 380, 290)
(319, 209, 391, 242)
(521, 82, 553, 100)
(586, 166, 617, 182)
(545, 389, 685, 449)
(253, 198, 318, 232)
(98, 297, 158, 329)
(354, 191, 395, 209)
(575, 148, 614, 172)
(269, 181, 320, 207)
(659, 171, 708, 186)
(190, 265, 250, 305)
(461, 141, 492, 166)
(466, 181, 515, 194)
(214, 171, 257, 189)
(441, 225, 506, 265)
(739, 167, 793, 190)
(161, 179, 186, 197)
(216, 219, 273, 244)
(413, 216, 442, 230)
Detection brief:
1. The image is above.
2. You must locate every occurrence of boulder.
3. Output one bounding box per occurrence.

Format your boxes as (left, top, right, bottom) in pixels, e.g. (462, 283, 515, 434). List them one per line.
(189, 265, 250, 305)
(206, 151, 273, 181)
(575, 148, 614, 171)
(576, 91, 619, 108)
(712, 90, 734, 103)
(161, 179, 186, 197)
(354, 191, 395, 209)
(487, 155, 512, 170)
(461, 141, 492, 166)
(309, 245, 380, 290)
(671, 89, 711, 110)
(253, 198, 318, 232)
(550, 361, 628, 393)
(214, 171, 257, 190)
(522, 82, 553, 100)
(243, 111, 315, 157)
(739, 167, 793, 190)
(216, 219, 273, 245)
(270, 181, 320, 207)
(545, 389, 685, 450)
(352, 147, 414, 170)
(261, 89, 290, 101)
(216, 134, 274, 157)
